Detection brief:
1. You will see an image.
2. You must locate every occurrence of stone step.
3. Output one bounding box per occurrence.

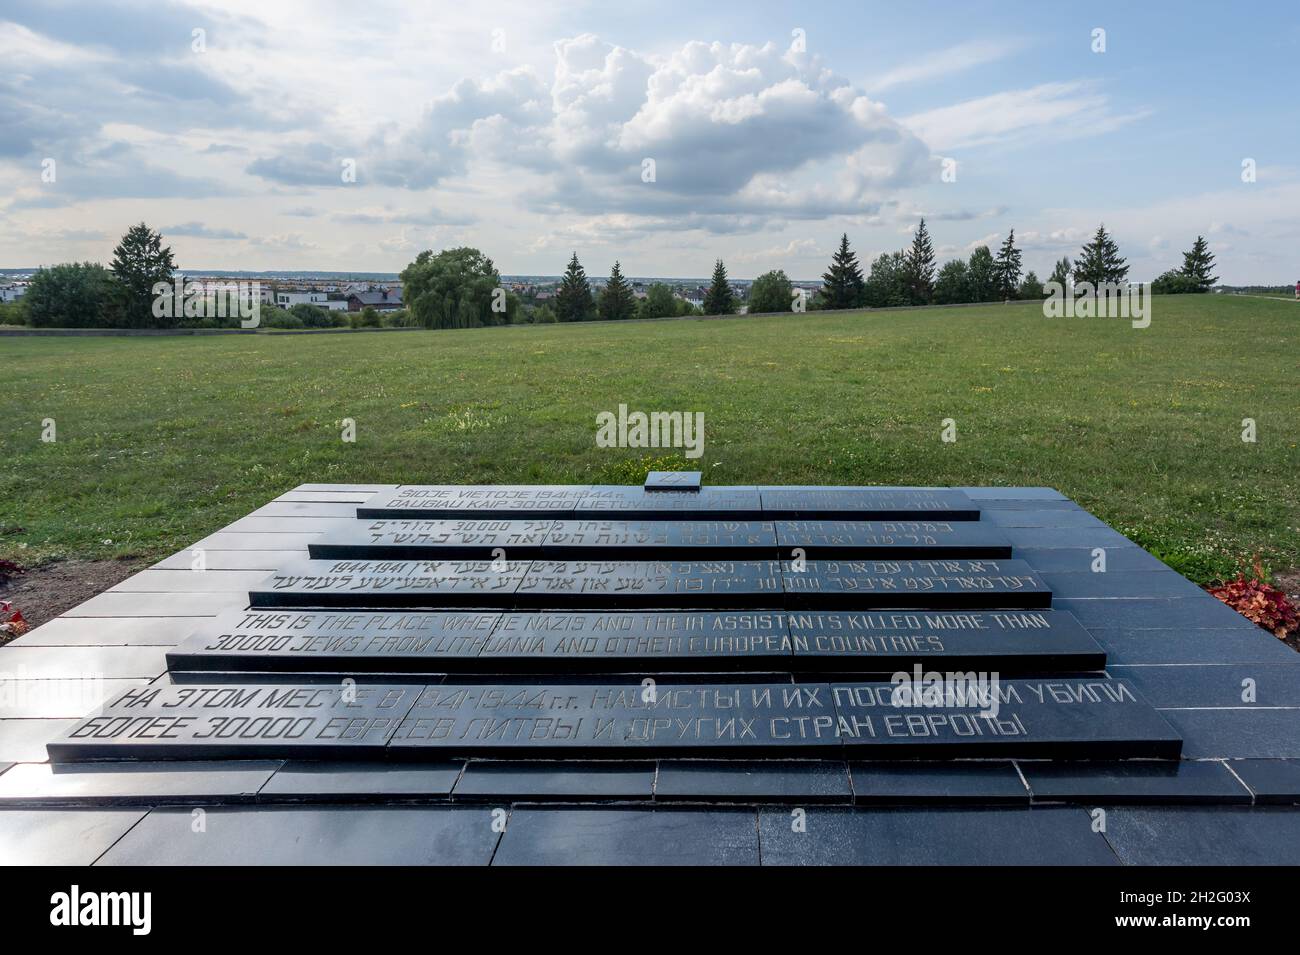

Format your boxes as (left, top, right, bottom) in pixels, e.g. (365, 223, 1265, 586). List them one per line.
(166, 608, 1104, 674)
(247, 558, 1052, 610)
(46, 678, 1181, 762)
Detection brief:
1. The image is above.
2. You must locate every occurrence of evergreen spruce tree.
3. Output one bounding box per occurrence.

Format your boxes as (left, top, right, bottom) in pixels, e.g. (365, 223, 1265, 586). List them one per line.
(1178, 235, 1218, 291)
(110, 222, 175, 327)
(598, 261, 637, 320)
(819, 233, 865, 309)
(993, 229, 1024, 299)
(1072, 224, 1129, 286)
(904, 218, 936, 304)
(1019, 270, 1044, 299)
(1048, 256, 1072, 291)
(702, 259, 736, 315)
(554, 252, 595, 322)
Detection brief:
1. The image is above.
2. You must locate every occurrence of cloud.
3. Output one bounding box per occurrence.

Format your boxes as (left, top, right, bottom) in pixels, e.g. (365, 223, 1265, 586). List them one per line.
(867, 38, 1026, 93)
(163, 222, 249, 240)
(903, 81, 1149, 151)
(244, 34, 934, 230)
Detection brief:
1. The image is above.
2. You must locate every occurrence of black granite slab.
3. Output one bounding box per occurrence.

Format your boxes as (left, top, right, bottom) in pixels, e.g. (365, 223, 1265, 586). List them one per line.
(357, 485, 590, 519)
(1015, 546, 1172, 574)
(1091, 626, 1298, 665)
(759, 487, 979, 520)
(390, 683, 842, 758)
(0, 808, 147, 865)
(453, 760, 656, 801)
(1018, 759, 1251, 804)
(787, 608, 1104, 671)
(480, 611, 795, 671)
(1100, 807, 1300, 865)
(645, 471, 702, 491)
(775, 520, 1011, 558)
(0, 760, 280, 805)
(574, 486, 764, 519)
(1108, 663, 1300, 707)
(493, 807, 760, 865)
(0, 719, 78, 762)
(654, 759, 852, 803)
(782, 559, 1051, 609)
(1225, 759, 1300, 804)
(312, 519, 780, 560)
(848, 761, 1029, 804)
(832, 678, 1182, 759)
(1158, 708, 1300, 759)
(95, 806, 502, 865)
(1055, 596, 1262, 631)
(543, 520, 778, 558)
(249, 559, 531, 608)
(167, 609, 500, 672)
(514, 560, 784, 608)
(47, 683, 425, 761)
(756, 806, 1116, 865)
(258, 760, 463, 801)
(1042, 571, 1205, 599)
(309, 519, 557, 559)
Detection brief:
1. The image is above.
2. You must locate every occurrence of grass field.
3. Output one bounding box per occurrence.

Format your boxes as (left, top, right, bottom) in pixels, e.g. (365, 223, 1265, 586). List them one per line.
(1, 294, 1296, 584)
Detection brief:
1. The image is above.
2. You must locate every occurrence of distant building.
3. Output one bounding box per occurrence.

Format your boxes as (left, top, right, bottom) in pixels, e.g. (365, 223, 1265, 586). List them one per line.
(347, 288, 404, 312)
(0, 284, 25, 302)
(275, 290, 346, 311)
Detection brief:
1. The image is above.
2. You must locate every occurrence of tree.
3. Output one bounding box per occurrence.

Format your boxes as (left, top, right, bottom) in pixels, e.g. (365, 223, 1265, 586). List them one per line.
(359, 305, 381, 327)
(110, 222, 176, 327)
(703, 259, 736, 315)
(820, 233, 865, 309)
(903, 218, 936, 304)
(993, 230, 1024, 300)
(862, 251, 910, 307)
(1019, 270, 1044, 299)
(1073, 224, 1129, 286)
(966, 245, 997, 302)
(1179, 235, 1218, 291)
(401, 247, 504, 330)
(25, 262, 122, 328)
(598, 261, 637, 321)
(933, 259, 970, 305)
(1151, 270, 1201, 294)
(554, 252, 596, 322)
(748, 269, 794, 313)
(1048, 257, 1072, 291)
(639, 283, 677, 319)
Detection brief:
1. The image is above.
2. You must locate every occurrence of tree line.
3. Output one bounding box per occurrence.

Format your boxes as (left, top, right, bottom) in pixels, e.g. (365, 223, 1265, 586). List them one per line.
(1, 219, 1224, 331)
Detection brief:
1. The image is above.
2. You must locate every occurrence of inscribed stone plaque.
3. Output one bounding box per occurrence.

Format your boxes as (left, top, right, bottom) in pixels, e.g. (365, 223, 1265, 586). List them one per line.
(357, 485, 589, 519)
(249, 559, 531, 608)
(781, 559, 1051, 609)
(573, 486, 764, 519)
(775, 520, 1012, 558)
(309, 519, 556, 559)
(787, 609, 1104, 670)
(759, 487, 980, 520)
(167, 609, 500, 672)
(48, 683, 424, 760)
(481, 611, 794, 670)
(389, 683, 841, 757)
(514, 560, 783, 608)
(832, 678, 1181, 758)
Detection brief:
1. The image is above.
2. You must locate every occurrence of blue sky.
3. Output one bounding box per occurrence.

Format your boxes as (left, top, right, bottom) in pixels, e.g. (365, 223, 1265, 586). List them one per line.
(1, 0, 1297, 281)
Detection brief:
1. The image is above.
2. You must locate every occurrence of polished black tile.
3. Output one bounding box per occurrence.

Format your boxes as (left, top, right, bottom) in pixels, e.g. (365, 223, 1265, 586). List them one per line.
(0, 760, 280, 805)
(96, 806, 501, 865)
(493, 807, 759, 865)
(0, 808, 145, 864)
(1226, 759, 1300, 804)
(454, 760, 655, 801)
(757, 806, 1117, 865)
(655, 760, 851, 803)
(849, 761, 1028, 804)
(1102, 807, 1300, 865)
(259, 760, 464, 800)
(1019, 760, 1250, 804)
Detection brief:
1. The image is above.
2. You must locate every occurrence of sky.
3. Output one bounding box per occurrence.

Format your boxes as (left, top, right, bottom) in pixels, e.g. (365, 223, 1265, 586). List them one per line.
(1, 0, 1297, 282)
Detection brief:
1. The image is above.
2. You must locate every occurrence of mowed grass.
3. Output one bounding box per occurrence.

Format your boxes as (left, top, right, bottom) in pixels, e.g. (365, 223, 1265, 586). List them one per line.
(1, 294, 1296, 583)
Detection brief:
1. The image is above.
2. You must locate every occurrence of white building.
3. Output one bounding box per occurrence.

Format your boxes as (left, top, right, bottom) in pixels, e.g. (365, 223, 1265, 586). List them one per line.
(0, 285, 26, 302)
(275, 290, 348, 311)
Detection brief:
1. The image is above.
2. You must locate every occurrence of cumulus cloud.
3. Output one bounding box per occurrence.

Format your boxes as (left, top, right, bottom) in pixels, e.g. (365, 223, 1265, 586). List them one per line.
(244, 34, 935, 228)
(163, 222, 249, 240)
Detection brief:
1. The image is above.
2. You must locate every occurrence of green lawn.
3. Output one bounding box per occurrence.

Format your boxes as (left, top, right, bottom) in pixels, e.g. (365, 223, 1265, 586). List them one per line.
(2, 294, 1296, 584)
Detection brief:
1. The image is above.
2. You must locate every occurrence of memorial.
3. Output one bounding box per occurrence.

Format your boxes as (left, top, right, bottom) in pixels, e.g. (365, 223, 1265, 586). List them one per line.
(50, 483, 1188, 766)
